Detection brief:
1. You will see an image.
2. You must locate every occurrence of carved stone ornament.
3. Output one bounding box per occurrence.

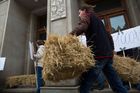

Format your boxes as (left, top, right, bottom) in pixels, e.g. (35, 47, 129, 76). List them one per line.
(51, 0, 66, 21)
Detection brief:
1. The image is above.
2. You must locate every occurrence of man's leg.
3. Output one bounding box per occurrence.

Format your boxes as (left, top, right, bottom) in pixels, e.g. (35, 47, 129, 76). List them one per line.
(133, 83, 140, 91)
(123, 81, 130, 90)
(79, 60, 104, 93)
(97, 72, 105, 90)
(103, 59, 128, 93)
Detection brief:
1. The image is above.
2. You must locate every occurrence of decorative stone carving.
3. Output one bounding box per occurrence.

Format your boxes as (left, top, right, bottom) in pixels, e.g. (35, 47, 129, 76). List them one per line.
(51, 0, 66, 21)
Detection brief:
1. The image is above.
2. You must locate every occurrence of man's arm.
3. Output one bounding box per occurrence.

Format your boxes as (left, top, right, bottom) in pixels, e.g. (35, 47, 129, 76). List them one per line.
(109, 35, 115, 50)
(70, 16, 90, 36)
(106, 32, 114, 50)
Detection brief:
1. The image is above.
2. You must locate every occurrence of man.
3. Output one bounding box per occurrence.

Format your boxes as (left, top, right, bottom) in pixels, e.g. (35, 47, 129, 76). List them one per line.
(70, 5, 127, 93)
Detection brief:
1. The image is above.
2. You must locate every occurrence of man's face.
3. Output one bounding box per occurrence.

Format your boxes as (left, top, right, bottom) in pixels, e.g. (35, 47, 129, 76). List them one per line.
(79, 9, 86, 18)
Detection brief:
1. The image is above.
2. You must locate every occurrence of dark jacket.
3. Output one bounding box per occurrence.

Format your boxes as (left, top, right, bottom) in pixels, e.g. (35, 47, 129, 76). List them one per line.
(70, 14, 114, 59)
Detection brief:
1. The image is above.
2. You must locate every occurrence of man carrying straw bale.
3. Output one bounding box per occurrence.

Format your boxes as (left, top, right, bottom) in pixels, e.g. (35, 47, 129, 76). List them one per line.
(70, 5, 127, 93)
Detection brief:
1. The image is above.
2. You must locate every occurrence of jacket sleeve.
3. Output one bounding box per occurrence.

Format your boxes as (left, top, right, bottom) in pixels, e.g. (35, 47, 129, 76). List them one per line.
(70, 16, 90, 36)
(107, 32, 114, 50)
(34, 45, 45, 59)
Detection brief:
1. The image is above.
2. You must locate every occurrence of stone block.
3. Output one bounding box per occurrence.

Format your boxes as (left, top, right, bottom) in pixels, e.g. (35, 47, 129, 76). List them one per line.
(41, 86, 79, 93)
(45, 78, 79, 87)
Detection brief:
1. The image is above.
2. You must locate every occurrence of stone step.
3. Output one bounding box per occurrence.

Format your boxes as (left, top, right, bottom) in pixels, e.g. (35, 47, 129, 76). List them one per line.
(41, 86, 140, 93)
(2, 88, 36, 93)
(41, 86, 79, 93)
(92, 89, 140, 93)
(2, 87, 140, 93)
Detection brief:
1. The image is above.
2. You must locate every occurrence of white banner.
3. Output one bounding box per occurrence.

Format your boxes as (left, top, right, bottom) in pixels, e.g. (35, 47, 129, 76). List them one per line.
(112, 26, 140, 52)
(0, 57, 6, 71)
(29, 41, 34, 60)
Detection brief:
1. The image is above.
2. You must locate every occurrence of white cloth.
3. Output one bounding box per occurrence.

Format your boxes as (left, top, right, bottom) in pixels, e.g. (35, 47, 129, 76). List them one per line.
(34, 45, 45, 67)
(78, 35, 87, 47)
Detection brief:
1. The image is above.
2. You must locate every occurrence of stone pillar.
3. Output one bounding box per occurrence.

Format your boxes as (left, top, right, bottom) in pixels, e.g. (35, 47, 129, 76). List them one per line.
(24, 14, 37, 74)
(44, 0, 81, 92)
(0, 0, 9, 56)
(0, 0, 10, 86)
(126, 0, 140, 26)
(47, 0, 80, 36)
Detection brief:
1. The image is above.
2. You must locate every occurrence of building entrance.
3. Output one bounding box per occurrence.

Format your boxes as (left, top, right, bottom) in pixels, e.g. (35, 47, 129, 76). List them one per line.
(36, 14, 47, 40)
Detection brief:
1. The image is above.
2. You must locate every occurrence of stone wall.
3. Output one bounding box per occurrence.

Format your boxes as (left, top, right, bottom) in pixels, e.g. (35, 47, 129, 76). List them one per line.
(0, 0, 30, 86)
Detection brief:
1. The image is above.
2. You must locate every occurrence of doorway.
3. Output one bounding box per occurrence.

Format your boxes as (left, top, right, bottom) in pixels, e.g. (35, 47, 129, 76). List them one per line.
(36, 14, 47, 40)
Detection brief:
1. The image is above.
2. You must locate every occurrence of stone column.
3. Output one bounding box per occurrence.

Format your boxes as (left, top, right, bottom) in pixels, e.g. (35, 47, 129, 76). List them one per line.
(24, 14, 37, 74)
(0, 0, 10, 86)
(43, 0, 81, 92)
(0, 0, 9, 56)
(47, 0, 80, 36)
(126, 0, 140, 26)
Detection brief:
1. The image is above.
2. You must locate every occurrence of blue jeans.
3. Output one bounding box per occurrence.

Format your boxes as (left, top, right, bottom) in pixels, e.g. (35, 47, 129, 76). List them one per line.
(136, 83, 140, 91)
(36, 66, 43, 93)
(79, 58, 128, 93)
(132, 83, 140, 91)
(97, 72, 105, 90)
(123, 81, 130, 90)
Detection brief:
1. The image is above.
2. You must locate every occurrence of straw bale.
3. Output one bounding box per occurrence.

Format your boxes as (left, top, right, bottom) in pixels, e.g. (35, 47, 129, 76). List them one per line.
(113, 55, 140, 83)
(130, 64, 140, 83)
(42, 35, 95, 82)
(6, 75, 36, 88)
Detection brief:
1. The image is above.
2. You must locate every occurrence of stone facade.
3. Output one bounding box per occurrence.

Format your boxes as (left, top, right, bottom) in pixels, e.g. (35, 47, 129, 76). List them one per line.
(0, 0, 140, 88)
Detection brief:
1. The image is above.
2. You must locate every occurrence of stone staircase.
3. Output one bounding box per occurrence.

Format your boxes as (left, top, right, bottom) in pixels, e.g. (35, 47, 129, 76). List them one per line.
(2, 88, 36, 93)
(2, 87, 140, 93)
(41, 86, 140, 93)
(2, 79, 140, 93)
